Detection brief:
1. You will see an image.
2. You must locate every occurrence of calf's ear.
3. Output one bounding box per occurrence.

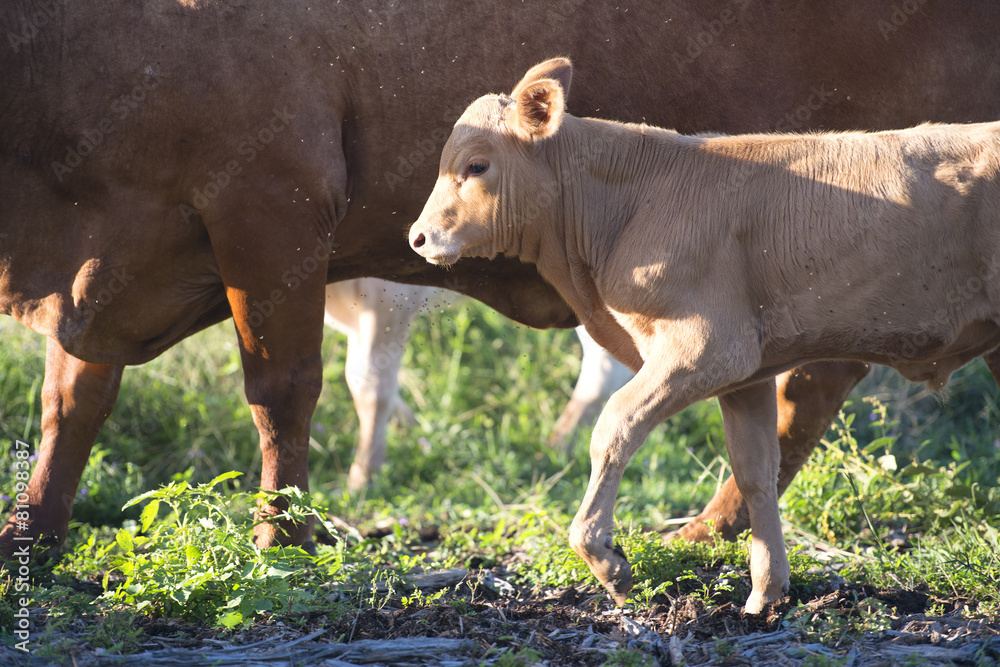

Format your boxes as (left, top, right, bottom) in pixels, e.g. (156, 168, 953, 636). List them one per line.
(512, 78, 566, 140)
(512, 57, 573, 98)
(510, 58, 571, 140)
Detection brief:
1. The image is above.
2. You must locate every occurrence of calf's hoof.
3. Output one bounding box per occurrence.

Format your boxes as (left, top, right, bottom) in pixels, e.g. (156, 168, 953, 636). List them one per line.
(571, 530, 634, 605)
(600, 559, 634, 606)
(667, 519, 717, 544)
(743, 582, 790, 615)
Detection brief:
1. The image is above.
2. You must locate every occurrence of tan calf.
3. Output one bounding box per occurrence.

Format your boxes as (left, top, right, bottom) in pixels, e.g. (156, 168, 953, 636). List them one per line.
(409, 58, 1000, 613)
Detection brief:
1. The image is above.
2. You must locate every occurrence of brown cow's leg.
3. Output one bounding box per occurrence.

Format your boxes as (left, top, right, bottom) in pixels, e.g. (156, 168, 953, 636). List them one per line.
(211, 208, 330, 550)
(0, 339, 123, 558)
(227, 280, 325, 550)
(674, 360, 869, 542)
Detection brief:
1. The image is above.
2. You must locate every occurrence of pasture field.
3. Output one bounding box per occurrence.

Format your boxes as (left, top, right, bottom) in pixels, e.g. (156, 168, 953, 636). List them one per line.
(1, 301, 999, 665)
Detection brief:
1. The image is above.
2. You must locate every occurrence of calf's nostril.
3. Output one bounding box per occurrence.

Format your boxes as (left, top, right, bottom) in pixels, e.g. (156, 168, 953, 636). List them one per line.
(413, 232, 426, 248)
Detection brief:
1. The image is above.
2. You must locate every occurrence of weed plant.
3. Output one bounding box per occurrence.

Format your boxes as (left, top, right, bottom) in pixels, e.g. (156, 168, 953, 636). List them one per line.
(104, 472, 320, 627)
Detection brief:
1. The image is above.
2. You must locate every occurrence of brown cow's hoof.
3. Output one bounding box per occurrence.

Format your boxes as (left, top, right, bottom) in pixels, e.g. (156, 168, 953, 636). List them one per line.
(667, 520, 715, 544)
(0, 530, 63, 564)
(252, 511, 315, 551)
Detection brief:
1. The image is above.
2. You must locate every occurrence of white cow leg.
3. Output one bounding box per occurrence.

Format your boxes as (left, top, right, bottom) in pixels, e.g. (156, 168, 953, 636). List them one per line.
(338, 278, 435, 492)
(717, 378, 789, 614)
(344, 335, 395, 491)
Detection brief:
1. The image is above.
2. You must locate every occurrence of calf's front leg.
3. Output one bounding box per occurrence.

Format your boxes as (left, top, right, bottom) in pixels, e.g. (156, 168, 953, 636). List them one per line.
(718, 379, 789, 614)
(568, 345, 789, 613)
(569, 353, 726, 605)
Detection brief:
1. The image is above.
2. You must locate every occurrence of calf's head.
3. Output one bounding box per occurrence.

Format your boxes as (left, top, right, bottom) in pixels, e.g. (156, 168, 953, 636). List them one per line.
(409, 58, 573, 266)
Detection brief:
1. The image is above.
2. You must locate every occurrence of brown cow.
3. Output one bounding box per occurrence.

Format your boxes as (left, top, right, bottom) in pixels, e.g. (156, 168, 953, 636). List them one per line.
(1, 1, 997, 557)
(408, 58, 1000, 613)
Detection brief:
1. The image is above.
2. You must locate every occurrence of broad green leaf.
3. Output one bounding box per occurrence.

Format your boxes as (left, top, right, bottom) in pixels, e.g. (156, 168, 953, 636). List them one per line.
(116, 528, 135, 553)
(140, 499, 161, 533)
(217, 611, 243, 629)
(266, 562, 298, 578)
(207, 471, 243, 488)
(867, 436, 896, 452)
(122, 487, 164, 510)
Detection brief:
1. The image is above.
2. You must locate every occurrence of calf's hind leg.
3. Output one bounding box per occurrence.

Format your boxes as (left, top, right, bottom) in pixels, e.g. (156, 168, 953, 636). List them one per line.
(718, 379, 789, 614)
(675, 360, 869, 542)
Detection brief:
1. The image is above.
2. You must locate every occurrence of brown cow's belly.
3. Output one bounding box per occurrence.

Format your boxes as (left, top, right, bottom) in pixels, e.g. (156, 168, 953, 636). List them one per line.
(0, 249, 228, 366)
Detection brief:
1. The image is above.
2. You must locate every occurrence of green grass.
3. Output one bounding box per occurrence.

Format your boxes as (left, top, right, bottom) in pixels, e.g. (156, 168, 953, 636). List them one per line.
(1, 299, 999, 652)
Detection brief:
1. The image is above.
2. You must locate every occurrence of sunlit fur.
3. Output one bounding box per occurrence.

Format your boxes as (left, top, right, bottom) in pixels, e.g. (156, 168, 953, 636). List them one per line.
(411, 58, 1000, 614)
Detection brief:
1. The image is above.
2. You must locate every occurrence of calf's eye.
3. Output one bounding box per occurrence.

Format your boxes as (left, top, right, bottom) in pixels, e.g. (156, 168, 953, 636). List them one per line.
(468, 162, 488, 176)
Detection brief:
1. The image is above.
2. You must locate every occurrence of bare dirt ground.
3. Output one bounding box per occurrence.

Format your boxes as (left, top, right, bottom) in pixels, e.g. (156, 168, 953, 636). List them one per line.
(6, 561, 999, 666)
